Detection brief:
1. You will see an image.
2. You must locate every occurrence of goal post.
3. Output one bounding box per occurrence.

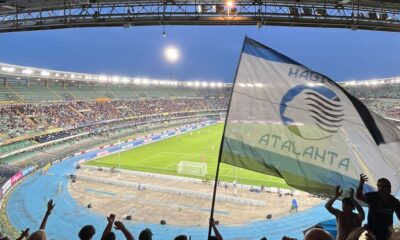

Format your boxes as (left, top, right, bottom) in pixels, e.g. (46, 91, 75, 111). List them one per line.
(177, 161, 207, 177)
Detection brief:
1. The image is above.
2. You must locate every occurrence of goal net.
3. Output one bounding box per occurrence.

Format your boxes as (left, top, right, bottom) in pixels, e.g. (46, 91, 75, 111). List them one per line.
(177, 161, 207, 177)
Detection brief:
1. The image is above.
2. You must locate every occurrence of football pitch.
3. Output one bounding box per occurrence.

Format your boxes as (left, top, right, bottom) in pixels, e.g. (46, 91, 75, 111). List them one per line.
(87, 123, 289, 188)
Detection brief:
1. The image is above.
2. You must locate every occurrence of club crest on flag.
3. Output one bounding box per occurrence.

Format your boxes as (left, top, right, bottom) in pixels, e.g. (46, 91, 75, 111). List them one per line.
(280, 84, 344, 140)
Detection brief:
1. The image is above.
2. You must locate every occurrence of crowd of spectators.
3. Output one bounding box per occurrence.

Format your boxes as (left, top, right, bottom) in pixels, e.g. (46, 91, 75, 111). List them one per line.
(2, 172, 400, 240)
(0, 97, 228, 139)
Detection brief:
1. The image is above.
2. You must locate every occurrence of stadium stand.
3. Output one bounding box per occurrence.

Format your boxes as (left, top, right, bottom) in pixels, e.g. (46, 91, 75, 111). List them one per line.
(1, 65, 400, 240)
(343, 81, 400, 123)
(0, 140, 35, 155)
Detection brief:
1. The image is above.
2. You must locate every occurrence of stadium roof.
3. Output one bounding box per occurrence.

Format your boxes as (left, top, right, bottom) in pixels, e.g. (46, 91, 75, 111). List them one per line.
(2, 61, 400, 88)
(0, 0, 400, 32)
(0, 62, 229, 88)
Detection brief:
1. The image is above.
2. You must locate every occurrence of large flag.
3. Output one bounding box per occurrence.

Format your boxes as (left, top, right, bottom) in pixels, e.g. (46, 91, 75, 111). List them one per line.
(220, 37, 400, 196)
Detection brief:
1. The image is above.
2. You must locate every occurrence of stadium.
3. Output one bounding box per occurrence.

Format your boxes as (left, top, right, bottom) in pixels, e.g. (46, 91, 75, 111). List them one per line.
(1, 1, 400, 240)
(0, 61, 399, 239)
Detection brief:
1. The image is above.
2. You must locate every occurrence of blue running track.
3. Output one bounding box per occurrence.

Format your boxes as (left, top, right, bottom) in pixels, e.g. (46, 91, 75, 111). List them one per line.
(7, 155, 333, 240)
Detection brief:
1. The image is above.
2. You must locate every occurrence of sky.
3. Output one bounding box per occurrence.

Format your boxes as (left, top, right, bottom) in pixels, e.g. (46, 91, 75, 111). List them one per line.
(0, 25, 399, 83)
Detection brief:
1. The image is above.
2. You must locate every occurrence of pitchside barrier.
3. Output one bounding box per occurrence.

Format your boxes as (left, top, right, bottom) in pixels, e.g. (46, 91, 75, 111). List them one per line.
(71, 174, 265, 207)
(80, 165, 302, 196)
(82, 165, 204, 184)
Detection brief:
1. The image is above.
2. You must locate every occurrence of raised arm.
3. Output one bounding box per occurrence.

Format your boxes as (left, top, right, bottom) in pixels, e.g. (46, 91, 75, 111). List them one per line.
(209, 219, 223, 240)
(101, 214, 115, 240)
(346, 187, 365, 221)
(325, 186, 341, 216)
(114, 221, 134, 240)
(15, 228, 30, 240)
(40, 200, 55, 230)
(394, 199, 400, 222)
(356, 174, 368, 202)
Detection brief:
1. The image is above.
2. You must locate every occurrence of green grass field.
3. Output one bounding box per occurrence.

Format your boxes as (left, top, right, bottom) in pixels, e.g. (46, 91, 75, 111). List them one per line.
(87, 123, 289, 188)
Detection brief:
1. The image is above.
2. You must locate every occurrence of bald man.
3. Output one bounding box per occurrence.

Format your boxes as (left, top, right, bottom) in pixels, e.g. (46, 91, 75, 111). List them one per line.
(304, 228, 334, 240)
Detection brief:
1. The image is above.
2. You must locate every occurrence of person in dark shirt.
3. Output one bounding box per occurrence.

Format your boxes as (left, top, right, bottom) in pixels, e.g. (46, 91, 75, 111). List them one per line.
(356, 173, 400, 240)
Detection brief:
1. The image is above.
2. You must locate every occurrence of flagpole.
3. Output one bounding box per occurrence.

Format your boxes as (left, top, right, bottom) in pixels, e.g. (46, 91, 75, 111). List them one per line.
(208, 36, 248, 239)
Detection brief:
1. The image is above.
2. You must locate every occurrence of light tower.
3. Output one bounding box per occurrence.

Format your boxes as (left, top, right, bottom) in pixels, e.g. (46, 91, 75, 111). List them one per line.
(164, 46, 180, 80)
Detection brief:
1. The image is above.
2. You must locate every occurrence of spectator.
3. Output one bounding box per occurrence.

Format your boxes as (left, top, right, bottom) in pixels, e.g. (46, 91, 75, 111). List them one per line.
(114, 221, 134, 240)
(325, 186, 364, 240)
(101, 214, 116, 240)
(209, 219, 223, 240)
(304, 228, 334, 240)
(174, 234, 188, 240)
(356, 174, 400, 240)
(78, 225, 96, 240)
(102, 232, 116, 240)
(28, 199, 55, 240)
(16, 228, 29, 240)
(139, 228, 153, 240)
(347, 227, 377, 240)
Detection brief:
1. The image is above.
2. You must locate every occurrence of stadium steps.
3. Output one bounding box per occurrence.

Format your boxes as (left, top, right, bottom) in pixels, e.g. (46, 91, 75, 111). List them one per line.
(12, 108, 36, 127)
(63, 86, 78, 99)
(68, 105, 85, 118)
(5, 85, 23, 101)
(92, 86, 110, 98)
(106, 87, 117, 98)
(23, 116, 36, 127)
(46, 86, 62, 100)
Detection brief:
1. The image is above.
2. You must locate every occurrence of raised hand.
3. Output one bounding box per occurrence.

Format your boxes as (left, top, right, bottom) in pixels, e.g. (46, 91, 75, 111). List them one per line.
(47, 199, 55, 214)
(335, 186, 343, 198)
(360, 174, 368, 185)
(209, 218, 216, 228)
(114, 221, 125, 230)
(20, 228, 30, 238)
(107, 214, 116, 224)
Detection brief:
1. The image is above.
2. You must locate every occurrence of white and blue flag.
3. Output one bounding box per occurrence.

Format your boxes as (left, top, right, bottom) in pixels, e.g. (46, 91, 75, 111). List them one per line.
(220, 37, 400, 195)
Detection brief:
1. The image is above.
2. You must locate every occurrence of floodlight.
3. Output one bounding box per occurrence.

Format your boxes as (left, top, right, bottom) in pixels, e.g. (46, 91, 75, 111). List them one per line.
(217, 82, 224, 88)
(210, 82, 216, 88)
(194, 81, 201, 87)
(99, 76, 107, 81)
(142, 78, 150, 85)
(22, 69, 33, 75)
(112, 76, 120, 83)
(226, 0, 234, 8)
(41, 71, 50, 77)
(1, 66, 15, 72)
(165, 46, 179, 63)
(122, 77, 129, 84)
(71, 74, 76, 79)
